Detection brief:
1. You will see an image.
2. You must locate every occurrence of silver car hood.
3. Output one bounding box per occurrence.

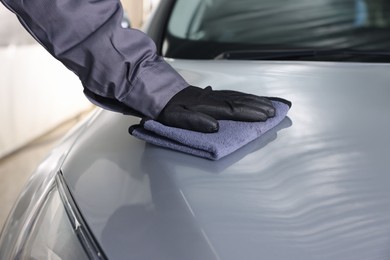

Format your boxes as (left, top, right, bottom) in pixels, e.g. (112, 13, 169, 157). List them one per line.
(61, 60, 390, 260)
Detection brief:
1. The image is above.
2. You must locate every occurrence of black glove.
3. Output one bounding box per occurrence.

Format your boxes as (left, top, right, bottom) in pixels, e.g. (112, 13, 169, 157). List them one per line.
(157, 86, 283, 133)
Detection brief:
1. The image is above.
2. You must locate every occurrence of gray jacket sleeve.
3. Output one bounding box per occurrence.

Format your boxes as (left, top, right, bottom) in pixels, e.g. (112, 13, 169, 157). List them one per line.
(1, 0, 189, 118)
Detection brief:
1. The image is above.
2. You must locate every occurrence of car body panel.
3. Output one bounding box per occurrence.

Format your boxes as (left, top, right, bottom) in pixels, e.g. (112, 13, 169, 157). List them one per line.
(61, 59, 390, 260)
(0, 110, 99, 259)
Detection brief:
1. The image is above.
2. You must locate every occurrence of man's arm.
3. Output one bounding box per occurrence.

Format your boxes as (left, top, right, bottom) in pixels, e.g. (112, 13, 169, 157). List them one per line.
(1, 0, 282, 133)
(1, 0, 189, 118)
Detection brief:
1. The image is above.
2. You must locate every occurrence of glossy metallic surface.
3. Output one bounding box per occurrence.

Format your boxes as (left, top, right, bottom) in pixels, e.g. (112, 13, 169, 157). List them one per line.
(62, 60, 390, 259)
(0, 111, 98, 259)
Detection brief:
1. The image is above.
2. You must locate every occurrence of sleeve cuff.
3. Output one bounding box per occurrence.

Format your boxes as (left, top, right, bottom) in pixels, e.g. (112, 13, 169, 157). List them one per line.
(120, 60, 189, 119)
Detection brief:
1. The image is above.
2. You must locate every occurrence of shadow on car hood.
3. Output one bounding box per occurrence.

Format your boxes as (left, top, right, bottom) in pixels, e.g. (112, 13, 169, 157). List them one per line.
(61, 60, 390, 260)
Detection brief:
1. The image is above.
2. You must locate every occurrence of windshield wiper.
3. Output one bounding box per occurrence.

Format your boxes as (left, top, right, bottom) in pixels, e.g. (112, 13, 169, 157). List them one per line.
(214, 49, 390, 62)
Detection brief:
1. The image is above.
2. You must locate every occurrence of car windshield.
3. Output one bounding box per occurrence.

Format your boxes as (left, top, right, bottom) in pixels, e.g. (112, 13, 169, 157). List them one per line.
(163, 0, 390, 62)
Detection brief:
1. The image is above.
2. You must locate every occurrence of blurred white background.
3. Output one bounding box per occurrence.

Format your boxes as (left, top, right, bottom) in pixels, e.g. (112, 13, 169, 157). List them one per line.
(0, 0, 160, 158)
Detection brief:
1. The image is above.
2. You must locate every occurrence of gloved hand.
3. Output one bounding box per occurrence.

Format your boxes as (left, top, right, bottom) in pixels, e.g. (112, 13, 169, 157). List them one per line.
(157, 86, 282, 133)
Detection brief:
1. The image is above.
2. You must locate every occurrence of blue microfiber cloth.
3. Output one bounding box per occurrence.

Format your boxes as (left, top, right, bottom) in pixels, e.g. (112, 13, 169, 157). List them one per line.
(129, 100, 290, 160)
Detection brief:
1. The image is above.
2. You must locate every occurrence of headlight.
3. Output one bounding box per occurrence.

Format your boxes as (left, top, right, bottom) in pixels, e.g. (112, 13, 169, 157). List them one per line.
(18, 182, 89, 259)
(0, 172, 106, 259)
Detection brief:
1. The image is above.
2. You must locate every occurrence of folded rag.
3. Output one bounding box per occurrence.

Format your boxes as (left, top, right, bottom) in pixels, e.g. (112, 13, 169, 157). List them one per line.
(129, 100, 291, 160)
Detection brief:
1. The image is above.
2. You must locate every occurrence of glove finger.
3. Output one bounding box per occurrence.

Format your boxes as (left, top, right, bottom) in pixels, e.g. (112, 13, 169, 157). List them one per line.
(216, 91, 275, 110)
(158, 107, 219, 133)
(232, 98, 275, 117)
(190, 102, 269, 122)
(225, 102, 270, 121)
(216, 90, 274, 104)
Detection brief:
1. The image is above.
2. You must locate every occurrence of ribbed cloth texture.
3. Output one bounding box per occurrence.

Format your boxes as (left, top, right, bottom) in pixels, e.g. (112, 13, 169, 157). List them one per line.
(130, 101, 290, 160)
